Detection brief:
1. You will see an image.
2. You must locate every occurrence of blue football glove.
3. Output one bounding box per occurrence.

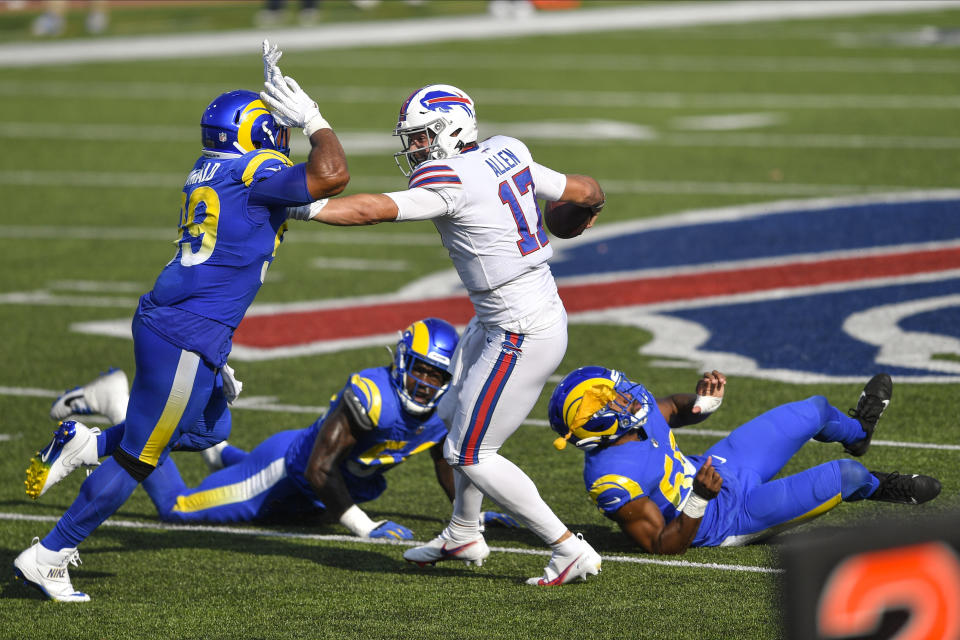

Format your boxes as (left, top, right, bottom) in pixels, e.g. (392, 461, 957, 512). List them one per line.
(368, 520, 414, 540)
(481, 511, 520, 529)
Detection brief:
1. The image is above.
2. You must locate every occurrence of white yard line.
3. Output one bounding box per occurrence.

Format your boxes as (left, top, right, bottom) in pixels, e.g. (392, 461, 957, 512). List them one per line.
(0, 1, 955, 68)
(1, 385, 958, 451)
(2, 85, 959, 110)
(0, 511, 780, 574)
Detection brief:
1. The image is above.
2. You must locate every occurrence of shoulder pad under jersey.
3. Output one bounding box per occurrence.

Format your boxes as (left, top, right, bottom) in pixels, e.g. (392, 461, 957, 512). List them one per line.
(236, 149, 294, 187)
(342, 373, 384, 431)
(588, 473, 645, 516)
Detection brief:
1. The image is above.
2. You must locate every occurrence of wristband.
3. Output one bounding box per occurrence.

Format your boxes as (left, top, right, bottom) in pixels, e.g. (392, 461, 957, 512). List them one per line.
(681, 492, 709, 519)
(303, 113, 331, 137)
(338, 504, 378, 537)
(693, 394, 722, 415)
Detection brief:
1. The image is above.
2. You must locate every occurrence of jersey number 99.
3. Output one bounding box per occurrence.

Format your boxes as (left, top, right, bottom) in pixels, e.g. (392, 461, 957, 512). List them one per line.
(178, 186, 221, 267)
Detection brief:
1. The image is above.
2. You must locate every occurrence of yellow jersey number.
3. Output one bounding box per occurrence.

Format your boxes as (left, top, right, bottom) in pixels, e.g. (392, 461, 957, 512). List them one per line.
(178, 186, 220, 267)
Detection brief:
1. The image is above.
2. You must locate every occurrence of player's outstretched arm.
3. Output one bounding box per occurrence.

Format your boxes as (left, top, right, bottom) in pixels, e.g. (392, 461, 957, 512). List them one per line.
(306, 193, 400, 226)
(614, 457, 722, 554)
(304, 403, 358, 518)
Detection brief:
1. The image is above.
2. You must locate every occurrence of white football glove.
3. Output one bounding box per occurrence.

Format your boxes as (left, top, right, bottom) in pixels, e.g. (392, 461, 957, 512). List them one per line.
(221, 363, 243, 404)
(260, 68, 330, 137)
(262, 38, 282, 84)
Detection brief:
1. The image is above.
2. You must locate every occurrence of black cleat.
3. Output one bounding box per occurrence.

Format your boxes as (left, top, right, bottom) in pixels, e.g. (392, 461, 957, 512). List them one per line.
(868, 471, 941, 505)
(844, 373, 892, 456)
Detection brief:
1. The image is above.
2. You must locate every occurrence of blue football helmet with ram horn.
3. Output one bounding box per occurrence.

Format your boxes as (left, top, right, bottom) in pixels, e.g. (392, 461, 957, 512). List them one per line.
(391, 317, 459, 416)
(547, 366, 652, 451)
(393, 84, 479, 176)
(201, 89, 290, 158)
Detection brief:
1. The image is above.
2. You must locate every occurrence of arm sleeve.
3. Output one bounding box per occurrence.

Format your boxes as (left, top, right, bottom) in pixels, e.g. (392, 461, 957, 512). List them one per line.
(385, 187, 455, 221)
(530, 161, 567, 202)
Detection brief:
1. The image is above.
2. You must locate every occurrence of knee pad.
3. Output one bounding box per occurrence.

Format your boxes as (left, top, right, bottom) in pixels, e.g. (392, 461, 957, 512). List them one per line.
(113, 447, 156, 482)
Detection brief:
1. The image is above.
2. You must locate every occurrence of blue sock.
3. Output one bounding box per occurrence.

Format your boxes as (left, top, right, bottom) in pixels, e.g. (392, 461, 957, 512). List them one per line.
(838, 459, 879, 501)
(97, 422, 126, 458)
(809, 396, 866, 445)
(42, 456, 139, 550)
(141, 457, 187, 519)
(221, 445, 248, 468)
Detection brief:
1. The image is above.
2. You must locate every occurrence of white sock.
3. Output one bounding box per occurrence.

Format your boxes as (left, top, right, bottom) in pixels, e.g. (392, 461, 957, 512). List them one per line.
(456, 453, 567, 544)
(446, 469, 483, 542)
(550, 534, 581, 556)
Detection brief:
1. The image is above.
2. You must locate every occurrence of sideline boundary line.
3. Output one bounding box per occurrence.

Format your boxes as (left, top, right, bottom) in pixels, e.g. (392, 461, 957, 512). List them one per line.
(0, 1, 956, 67)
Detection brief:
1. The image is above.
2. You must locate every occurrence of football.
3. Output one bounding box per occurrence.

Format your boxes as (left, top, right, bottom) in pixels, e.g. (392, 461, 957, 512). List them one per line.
(544, 201, 593, 239)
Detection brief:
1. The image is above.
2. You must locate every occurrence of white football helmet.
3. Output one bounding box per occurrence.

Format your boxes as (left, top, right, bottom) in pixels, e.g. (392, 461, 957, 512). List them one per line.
(394, 84, 479, 176)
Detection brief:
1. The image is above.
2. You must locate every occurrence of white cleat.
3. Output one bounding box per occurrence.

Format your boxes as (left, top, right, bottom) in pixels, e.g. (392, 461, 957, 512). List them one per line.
(25, 421, 101, 500)
(50, 368, 129, 426)
(13, 538, 90, 603)
(201, 441, 228, 471)
(403, 531, 490, 567)
(526, 534, 602, 586)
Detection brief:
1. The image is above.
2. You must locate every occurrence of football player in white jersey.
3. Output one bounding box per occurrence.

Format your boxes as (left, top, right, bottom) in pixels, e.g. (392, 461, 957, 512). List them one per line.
(293, 84, 606, 585)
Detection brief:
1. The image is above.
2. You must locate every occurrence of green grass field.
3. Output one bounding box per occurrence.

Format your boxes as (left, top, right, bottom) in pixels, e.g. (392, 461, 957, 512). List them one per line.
(1, 1, 959, 638)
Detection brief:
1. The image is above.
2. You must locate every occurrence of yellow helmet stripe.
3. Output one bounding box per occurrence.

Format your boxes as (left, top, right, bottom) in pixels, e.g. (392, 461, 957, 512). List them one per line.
(409, 320, 430, 356)
(563, 378, 619, 437)
(236, 99, 271, 153)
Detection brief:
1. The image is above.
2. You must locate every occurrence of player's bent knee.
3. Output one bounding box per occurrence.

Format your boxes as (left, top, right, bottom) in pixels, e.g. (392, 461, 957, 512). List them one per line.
(837, 459, 873, 500)
(804, 395, 832, 423)
(113, 447, 156, 482)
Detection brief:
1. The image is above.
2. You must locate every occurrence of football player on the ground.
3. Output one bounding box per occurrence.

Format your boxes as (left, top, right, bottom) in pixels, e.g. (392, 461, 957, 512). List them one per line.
(29, 319, 518, 540)
(548, 368, 941, 554)
(289, 83, 606, 585)
(12, 40, 349, 603)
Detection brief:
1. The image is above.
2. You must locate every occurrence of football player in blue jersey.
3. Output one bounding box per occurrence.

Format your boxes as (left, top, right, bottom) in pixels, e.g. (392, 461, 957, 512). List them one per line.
(548, 368, 942, 555)
(28, 320, 518, 544)
(13, 41, 350, 602)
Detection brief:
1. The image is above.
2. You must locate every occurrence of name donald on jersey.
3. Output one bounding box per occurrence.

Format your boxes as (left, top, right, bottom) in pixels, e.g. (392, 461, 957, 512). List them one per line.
(185, 163, 221, 186)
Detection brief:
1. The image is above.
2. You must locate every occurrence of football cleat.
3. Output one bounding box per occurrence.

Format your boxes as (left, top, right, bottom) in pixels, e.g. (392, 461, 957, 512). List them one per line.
(526, 534, 602, 586)
(13, 537, 90, 603)
(50, 368, 129, 426)
(844, 373, 892, 457)
(868, 471, 941, 505)
(403, 532, 490, 567)
(25, 421, 101, 499)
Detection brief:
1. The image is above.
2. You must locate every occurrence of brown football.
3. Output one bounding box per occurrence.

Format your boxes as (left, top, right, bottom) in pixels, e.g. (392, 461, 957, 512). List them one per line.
(544, 201, 592, 239)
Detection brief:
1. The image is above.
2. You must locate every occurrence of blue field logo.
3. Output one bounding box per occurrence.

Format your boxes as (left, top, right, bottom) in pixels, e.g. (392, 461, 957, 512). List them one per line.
(550, 192, 960, 383)
(419, 90, 474, 118)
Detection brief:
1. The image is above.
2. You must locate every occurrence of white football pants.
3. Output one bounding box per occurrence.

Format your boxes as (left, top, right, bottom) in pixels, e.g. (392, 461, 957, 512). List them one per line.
(439, 308, 569, 544)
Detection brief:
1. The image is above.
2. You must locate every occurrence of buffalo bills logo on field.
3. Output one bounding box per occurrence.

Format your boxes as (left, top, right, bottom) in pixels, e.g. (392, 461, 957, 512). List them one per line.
(72, 192, 960, 384)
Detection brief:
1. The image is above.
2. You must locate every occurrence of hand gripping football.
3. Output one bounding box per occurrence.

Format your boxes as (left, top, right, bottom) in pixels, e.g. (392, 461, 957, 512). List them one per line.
(544, 201, 593, 239)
